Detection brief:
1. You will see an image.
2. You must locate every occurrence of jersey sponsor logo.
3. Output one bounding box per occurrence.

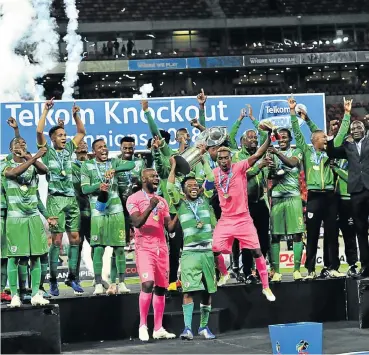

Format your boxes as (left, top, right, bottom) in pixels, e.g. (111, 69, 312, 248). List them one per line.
(10, 246, 17, 253)
(184, 281, 190, 288)
(92, 235, 98, 241)
(142, 272, 148, 279)
(307, 212, 314, 219)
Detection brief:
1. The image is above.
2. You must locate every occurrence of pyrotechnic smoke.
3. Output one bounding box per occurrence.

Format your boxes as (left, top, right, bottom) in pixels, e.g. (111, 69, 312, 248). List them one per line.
(0, 0, 36, 101)
(30, 0, 60, 99)
(62, 0, 83, 100)
(133, 83, 154, 99)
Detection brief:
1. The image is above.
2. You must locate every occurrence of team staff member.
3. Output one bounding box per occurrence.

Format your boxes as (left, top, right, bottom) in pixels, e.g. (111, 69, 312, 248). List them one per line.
(81, 139, 135, 295)
(229, 106, 269, 283)
(2, 141, 49, 307)
(289, 97, 345, 279)
(36, 100, 86, 296)
(127, 169, 177, 342)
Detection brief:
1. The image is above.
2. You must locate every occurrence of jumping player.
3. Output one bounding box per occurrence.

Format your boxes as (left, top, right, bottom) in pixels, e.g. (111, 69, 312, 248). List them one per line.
(208, 126, 276, 302)
(36, 100, 86, 296)
(127, 168, 177, 342)
(167, 153, 217, 340)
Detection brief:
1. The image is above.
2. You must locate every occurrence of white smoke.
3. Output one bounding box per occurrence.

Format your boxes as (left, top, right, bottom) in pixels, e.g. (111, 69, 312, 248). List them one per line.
(133, 83, 154, 99)
(30, 0, 60, 99)
(62, 0, 83, 100)
(0, 0, 36, 101)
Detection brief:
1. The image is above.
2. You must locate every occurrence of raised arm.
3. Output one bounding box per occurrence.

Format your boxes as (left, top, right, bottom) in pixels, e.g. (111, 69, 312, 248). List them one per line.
(37, 99, 54, 147)
(71, 105, 86, 146)
(197, 89, 207, 127)
(229, 109, 246, 149)
(333, 98, 353, 147)
(151, 137, 170, 179)
(247, 131, 272, 168)
(267, 146, 301, 168)
(167, 157, 181, 205)
(7, 117, 21, 138)
(289, 98, 309, 154)
(3, 149, 47, 179)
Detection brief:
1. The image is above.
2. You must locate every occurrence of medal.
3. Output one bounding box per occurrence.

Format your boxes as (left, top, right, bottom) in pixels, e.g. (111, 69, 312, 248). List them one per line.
(153, 214, 159, 221)
(196, 221, 204, 229)
(20, 185, 28, 192)
(223, 193, 229, 199)
(61, 170, 66, 176)
(218, 166, 232, 199)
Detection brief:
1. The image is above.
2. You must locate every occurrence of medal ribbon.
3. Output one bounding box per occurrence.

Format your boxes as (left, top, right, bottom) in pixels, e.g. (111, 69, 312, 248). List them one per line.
(339, 159, 348, 170)
(218, 166, 232, 195)
(184, 199, 201, 222)
(11, 160, 32, 186)
(143, 190, 158, 216)
(94, 160, 111, 184)
(312, 149, 327, 166)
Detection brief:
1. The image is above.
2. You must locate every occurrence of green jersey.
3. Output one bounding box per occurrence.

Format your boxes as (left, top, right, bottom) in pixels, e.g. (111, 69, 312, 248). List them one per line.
(40, 140, 77, 197)
(81, 158, 135, 217)
(167, 182, 212, 251)
(72, 160, 90, 216)
(291, 115, 334, 191)
(333, 159, 349, 199)
(270, 148, 303, 198)
(1, 160, 39, 218)
(116, 157, 145, 202)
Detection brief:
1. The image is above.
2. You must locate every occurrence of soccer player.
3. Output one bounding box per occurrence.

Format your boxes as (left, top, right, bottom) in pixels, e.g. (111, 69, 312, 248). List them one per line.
(81, 139, 135, 295)
(108, 136, 146, 294)
(267, 129, 305, 282)
(229, 106, 270, 283)
(167, 152, 217, 340)
(2, 140, 49, 307)
(209, 126, 276, 302)
(289, 97, 345, 279)
(126, 168, 177, 342)
(36, 100, 86, 296)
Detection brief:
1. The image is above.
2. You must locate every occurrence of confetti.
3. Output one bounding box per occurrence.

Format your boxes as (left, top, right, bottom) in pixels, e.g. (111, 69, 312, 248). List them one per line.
(89, 43, 95, 47)
(193, 81, 196, 85)
(84, 37, 88, 42)
(160, 82, 164, 86)
(82, 72, 87, 75)
(121, 8, 126, 12)
(146, 34, 155, 38)
(64, 56, 68, 60)
(82, 51, 87, 58)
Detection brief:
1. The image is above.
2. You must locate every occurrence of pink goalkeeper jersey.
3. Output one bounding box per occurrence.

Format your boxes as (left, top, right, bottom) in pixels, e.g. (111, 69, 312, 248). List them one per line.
(213, 159, 251, 217)
(126, 190, 170, 247)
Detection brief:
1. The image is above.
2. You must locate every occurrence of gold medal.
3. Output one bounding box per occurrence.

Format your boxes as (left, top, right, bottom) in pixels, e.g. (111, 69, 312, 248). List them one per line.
(61, 170, 66, 176)
(20, 185, 28, 192)
(223, 193, 229, 199)
(196, 221, 204, 229)
(153, 214, 159, 221)
(313, 165, 320, 171)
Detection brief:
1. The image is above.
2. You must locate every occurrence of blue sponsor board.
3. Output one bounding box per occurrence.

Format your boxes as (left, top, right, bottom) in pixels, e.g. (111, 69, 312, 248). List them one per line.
(0, 94, 325, 154)
(128, 58, 187, 71)
(187, 56, 244, 68)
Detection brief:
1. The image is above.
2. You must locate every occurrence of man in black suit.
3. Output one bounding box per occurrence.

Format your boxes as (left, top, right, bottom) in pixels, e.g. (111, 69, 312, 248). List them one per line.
(327, 116, 369, 278)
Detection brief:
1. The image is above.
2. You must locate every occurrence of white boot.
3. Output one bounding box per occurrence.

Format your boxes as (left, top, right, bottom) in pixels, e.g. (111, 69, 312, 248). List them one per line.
(8, 295, 21, 308)
(118, 282, 131, 294)
(93, 284, 104, 295)
(31, 293, 50, 306)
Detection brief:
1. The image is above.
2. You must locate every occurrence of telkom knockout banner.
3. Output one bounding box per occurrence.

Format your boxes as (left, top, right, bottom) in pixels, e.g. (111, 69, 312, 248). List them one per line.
(0, 93, 326, 153)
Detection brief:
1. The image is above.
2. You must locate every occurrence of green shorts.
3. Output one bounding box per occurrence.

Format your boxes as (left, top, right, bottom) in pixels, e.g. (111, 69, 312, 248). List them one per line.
(180, 250, 217, 294)
(47, 195, 80, 233)
(90, 212, 126, 247)
(1, 216, 7, 259)
(6, 215, 48, 257)
(271, 196, 305, 235)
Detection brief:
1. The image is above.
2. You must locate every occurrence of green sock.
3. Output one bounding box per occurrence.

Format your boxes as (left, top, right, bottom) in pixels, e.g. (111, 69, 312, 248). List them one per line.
(30, 257, 41, 297)
(7, 258, 18, 296)
(75, 244, 83, 282)
(48, 244, 60, 281)
(293, 242, 304, 271)
(18, 262, 28, 293)
(93, 246, 104, 284)
(1, 259, 8, 291)
(182, 302, 194, 329)
(110, 256, 117, 283)
(200, 304, 211, 328)
(270, 243, 280, 273)
(115, 247, 126, 283)
(39, 254, 48, 289)
(68, 245, 79, 279)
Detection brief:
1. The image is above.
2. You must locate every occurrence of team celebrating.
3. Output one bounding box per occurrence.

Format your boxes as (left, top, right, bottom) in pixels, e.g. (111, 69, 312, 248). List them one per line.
(1, 91, 369, 342)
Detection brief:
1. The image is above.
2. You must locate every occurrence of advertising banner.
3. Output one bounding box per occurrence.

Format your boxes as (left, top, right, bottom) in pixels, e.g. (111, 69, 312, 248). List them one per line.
(243, 54, 301, 66)
(128, 58, 187, 71)
(0, 93, 325, 153)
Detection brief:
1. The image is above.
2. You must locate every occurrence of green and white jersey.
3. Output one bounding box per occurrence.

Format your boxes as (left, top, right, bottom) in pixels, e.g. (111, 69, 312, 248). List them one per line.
(1, 160, 39, 218)
(72, 160, 90, 217)
(40, 140, 76, 197)
(116, 158, 145, 201)
(1, 161, 7, 216)
(271, 147, 303, 198)
(81, 158, 134, 217)
(167, 181, 212, 251)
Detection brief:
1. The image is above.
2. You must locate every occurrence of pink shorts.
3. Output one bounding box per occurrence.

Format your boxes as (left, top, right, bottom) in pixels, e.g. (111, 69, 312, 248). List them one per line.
(135, 244, 169, 288)
(212, 213, 260, 254)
